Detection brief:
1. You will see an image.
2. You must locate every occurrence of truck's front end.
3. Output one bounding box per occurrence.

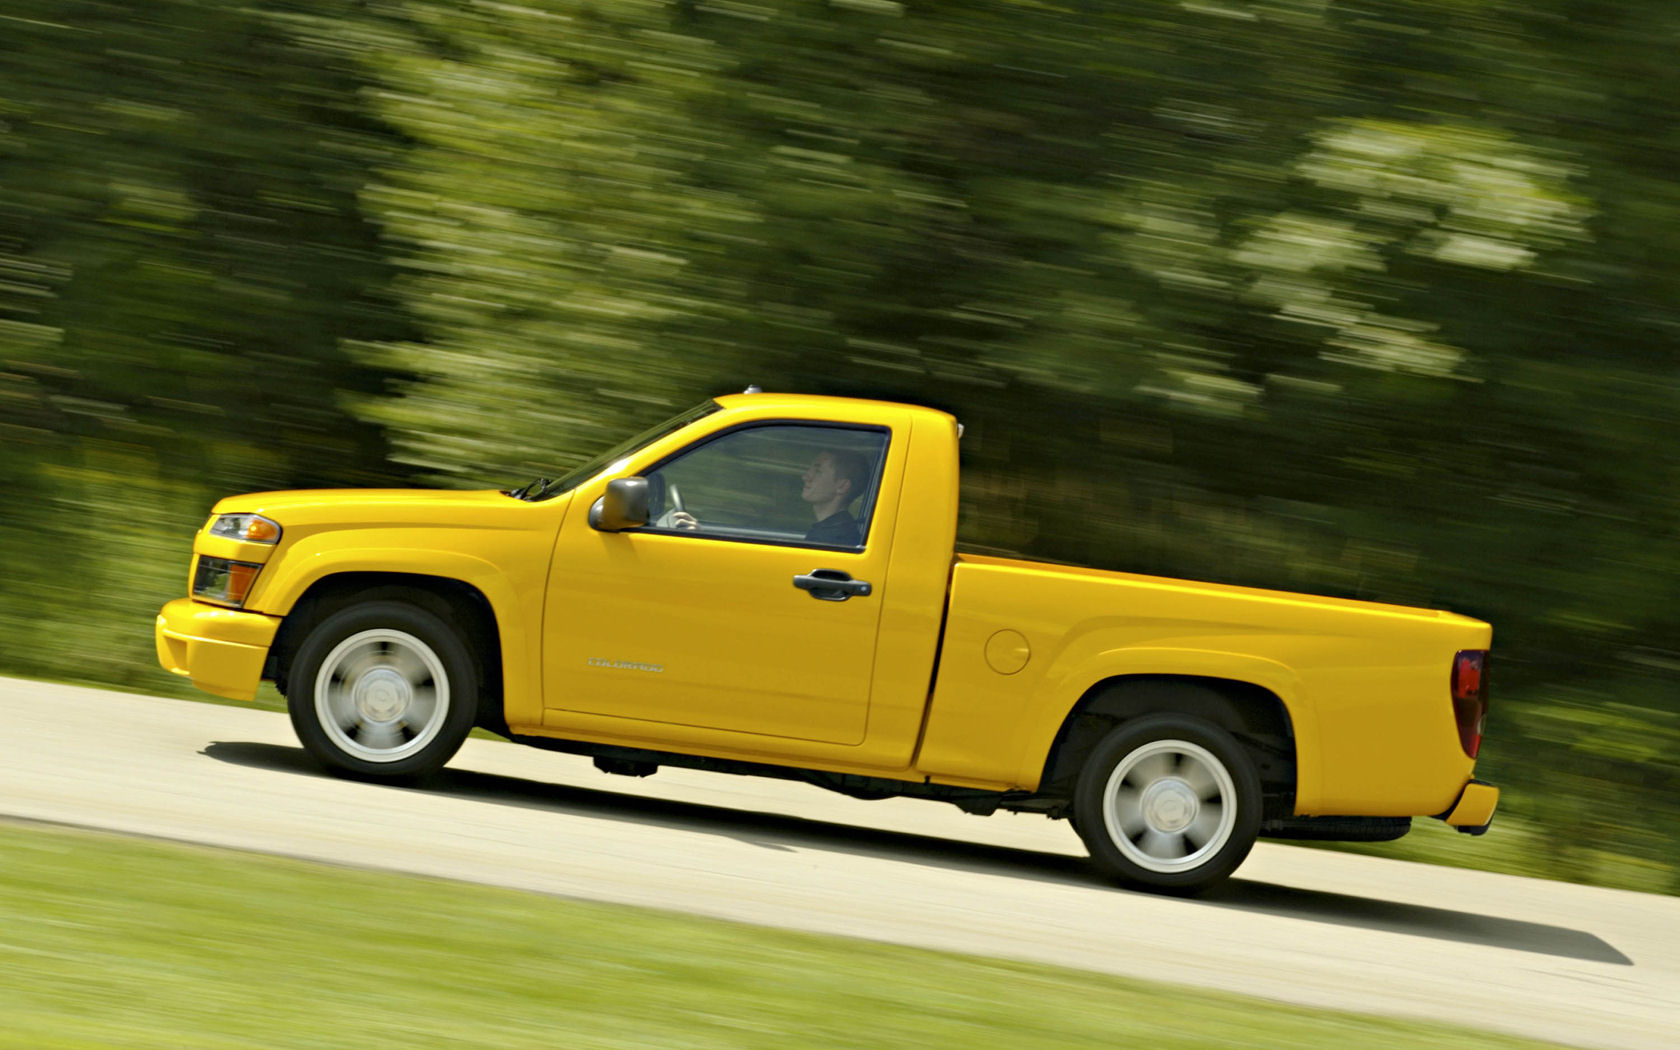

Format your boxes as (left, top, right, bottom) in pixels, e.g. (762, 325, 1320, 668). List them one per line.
(155, 511, 287, 701)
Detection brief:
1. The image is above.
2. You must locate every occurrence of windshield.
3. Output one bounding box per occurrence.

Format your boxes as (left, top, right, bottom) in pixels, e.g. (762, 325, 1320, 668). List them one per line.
(536, 400, 721, 499)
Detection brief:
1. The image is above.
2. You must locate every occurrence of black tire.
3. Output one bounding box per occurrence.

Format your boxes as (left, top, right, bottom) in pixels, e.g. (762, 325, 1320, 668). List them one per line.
(287, 600, 478, 780)
(1072, 714, 1262, 894)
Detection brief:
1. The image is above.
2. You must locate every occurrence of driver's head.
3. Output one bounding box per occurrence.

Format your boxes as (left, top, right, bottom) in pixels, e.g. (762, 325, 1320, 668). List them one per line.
(801, 450, 870, 511)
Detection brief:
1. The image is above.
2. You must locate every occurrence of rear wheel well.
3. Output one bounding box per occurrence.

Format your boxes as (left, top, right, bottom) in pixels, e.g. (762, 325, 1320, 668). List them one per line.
(266, 572, 506, 736)
(1040, 675, 1296, 819)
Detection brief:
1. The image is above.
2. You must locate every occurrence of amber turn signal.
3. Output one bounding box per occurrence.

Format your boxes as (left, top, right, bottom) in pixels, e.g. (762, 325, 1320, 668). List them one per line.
(208, 513, 282, 544)
(192, 556, 264, 607)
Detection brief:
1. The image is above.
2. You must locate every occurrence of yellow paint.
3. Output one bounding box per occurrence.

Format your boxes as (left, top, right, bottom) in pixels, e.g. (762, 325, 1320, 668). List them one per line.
(154, 598, 279, 701)
(155, 392, 1496, 821)
(538, 395, 955, 773)
(919, 553, 1490, 812)
(1444, 781, 1500, 828)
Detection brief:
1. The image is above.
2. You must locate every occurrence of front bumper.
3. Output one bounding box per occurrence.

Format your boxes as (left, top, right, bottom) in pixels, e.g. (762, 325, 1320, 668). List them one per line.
(155, 597, 281, 702)
(1438, 778, 1499, 836)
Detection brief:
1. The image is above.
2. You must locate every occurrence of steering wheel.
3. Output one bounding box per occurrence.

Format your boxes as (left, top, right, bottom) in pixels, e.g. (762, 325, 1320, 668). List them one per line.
(654, 482, 687, 528)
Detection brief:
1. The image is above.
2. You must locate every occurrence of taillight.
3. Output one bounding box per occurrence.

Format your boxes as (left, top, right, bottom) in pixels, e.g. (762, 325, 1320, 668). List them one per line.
(1451, 650, 1489, 758)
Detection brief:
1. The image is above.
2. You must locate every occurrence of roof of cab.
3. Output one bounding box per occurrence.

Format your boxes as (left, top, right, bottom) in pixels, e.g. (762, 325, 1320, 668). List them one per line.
(712, 391, 956, 425)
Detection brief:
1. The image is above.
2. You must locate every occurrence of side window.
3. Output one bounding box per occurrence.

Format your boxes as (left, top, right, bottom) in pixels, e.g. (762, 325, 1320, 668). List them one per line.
(642, 425, 889, 550)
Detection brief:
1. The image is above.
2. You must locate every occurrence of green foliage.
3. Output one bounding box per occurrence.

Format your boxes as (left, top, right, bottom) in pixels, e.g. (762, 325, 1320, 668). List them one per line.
(0, 0, 1675, 890)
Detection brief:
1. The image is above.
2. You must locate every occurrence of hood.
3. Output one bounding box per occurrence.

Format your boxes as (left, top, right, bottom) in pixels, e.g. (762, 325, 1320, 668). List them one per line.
(209, 487, 572, 531)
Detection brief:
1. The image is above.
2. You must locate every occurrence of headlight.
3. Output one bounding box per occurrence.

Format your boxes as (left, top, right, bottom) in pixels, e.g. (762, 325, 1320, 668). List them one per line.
(193, 556, 264, 607)
(209, 513, 281, 544)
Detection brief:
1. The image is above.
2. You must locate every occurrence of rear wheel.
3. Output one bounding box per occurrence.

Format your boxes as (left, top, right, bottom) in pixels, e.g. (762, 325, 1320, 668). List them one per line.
(287, 600, 478, 779)
(1072, 714, 1261, 894)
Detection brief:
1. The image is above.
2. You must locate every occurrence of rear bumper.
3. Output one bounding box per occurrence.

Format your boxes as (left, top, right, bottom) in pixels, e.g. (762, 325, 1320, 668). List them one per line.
(1437, 778, 1499, 835)
(155, 597, 281, 702)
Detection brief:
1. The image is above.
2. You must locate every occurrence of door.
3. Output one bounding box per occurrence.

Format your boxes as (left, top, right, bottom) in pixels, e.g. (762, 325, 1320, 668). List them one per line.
(542, 423, 895, 745)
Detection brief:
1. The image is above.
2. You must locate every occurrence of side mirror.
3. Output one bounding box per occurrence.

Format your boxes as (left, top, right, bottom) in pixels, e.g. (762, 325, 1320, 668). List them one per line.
(588, 477, 649, 531)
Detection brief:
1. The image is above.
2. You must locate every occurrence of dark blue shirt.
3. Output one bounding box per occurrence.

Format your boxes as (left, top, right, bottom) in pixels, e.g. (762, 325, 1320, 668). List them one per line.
(804, 510, 861, 548)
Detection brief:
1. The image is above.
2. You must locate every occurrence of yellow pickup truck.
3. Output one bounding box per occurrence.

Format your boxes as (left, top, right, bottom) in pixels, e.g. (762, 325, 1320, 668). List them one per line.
(157, 391, 1497, 892)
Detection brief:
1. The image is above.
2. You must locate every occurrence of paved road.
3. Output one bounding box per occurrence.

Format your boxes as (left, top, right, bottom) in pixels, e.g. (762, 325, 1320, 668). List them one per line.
(4, 677, 1677, 1048)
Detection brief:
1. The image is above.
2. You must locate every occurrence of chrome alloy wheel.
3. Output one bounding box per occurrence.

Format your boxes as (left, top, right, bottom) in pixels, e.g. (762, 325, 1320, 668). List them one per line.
(313, 628, 450, 763)
(1100, 738, 1238, 874)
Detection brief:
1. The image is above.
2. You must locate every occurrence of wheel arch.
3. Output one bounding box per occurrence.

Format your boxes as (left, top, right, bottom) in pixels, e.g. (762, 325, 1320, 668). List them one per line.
(1037, 673, 1299, 819)
(265, 571, 508, 735)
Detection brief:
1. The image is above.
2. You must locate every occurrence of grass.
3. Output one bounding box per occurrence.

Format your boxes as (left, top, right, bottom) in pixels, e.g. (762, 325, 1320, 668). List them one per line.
(0, 820, 1569, 1050)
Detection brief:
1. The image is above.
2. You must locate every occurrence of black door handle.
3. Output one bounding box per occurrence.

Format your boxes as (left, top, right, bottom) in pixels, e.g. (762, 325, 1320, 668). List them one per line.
(793, 569, 872, 601)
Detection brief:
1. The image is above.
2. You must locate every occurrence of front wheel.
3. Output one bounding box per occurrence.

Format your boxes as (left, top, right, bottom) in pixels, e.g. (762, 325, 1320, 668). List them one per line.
(1072, 714, 1261, 894)
(287, 600, 478, 779)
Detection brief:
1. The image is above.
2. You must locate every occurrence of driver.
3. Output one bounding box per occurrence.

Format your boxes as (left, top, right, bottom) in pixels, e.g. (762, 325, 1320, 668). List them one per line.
(668, 448, 871, 547)
(799, 449, 869, 547)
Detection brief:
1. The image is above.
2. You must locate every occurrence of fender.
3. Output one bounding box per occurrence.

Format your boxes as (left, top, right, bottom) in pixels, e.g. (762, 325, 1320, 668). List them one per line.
(1014, 644, 1321, 807)
(257, 543, 540, 729)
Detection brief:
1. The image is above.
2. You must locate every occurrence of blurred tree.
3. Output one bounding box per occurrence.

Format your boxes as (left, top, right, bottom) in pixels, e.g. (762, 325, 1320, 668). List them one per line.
(0, 0, 408, 492)
(0, 0, 411, 684)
